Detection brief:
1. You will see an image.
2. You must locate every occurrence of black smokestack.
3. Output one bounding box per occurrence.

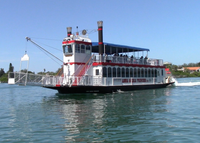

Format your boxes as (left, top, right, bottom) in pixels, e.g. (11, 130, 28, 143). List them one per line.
(97, 21, 103, 55)
(67, 27, 72, 37)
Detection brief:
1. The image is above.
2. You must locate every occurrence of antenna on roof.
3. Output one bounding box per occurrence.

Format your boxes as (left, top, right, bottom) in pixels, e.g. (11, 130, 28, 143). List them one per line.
(76, 26, 79, 35)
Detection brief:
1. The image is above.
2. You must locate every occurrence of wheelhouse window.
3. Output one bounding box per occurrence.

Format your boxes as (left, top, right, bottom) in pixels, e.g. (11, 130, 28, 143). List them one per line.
(86, 45, 91, 54)
(75, 44, 80, 53)
(63, 44, 73, 55)
(81, 45, 85, 53)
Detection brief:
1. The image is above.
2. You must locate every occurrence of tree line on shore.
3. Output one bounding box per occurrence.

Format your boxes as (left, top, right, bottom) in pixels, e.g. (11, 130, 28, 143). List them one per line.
(166, 62, 200, 78)
(0, 63, 61, 83)
(1, 62, 200, 83)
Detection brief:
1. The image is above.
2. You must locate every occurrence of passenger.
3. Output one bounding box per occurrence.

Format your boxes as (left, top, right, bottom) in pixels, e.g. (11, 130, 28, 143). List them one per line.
(140, 56, 143, 64)
(144, 56, 148, 65)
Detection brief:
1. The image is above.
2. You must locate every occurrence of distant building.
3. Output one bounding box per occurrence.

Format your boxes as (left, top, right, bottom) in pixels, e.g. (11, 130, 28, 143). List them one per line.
(177, 67, 185, 72)
(163, 62, 172, 66)
(185, 67, 200, 73)
(177, 67, 200, 73)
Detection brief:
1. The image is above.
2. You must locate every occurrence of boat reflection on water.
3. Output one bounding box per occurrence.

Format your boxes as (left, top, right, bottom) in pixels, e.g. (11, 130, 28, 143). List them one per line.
(44, 88, 173, 142)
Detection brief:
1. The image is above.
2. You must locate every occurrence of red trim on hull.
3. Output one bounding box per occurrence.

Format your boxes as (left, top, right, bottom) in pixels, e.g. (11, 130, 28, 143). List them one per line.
(93, 62, 165, 68)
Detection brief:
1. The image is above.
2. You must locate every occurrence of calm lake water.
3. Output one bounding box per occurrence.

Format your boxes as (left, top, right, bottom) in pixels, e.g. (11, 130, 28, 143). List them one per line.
(1, 77, 200, 142)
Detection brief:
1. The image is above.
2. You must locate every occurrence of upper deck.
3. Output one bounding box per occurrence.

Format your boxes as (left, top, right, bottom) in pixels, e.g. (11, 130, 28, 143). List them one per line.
(93, 54, 164, 67)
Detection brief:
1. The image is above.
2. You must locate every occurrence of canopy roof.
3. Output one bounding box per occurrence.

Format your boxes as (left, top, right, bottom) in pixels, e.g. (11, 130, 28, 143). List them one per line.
(92, 42, 149, 54)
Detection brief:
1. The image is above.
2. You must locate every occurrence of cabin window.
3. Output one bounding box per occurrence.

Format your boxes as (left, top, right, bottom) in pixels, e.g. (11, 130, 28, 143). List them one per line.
(141, 69, 144, 77)
(157, 70, 160, 76)
(86, 45, 91, 54)
(103, 67, 107, 77)
(117, 67, 121, 77)
(145, 69, 147, 77)
(81, 45, 85, 53)
(96, 69, 99, 75)
(75, 44, 80, 53)
(155, 69, 157, 77)
(152, 69, 154, 77)
(130, 68, 133, 77)
(108, 67, 112, 77)
(148, 69, 151, 77)
(113, 67, 116, 77)
(122, 68, 125, 77)
(63, 44, 73, 55)
(126, 68, 129, 77)
(138, 69, 140, 77)
(134, 68, 137, 77)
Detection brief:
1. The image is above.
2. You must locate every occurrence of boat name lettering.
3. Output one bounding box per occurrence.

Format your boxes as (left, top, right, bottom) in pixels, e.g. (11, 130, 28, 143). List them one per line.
(122, 79, 146, 83)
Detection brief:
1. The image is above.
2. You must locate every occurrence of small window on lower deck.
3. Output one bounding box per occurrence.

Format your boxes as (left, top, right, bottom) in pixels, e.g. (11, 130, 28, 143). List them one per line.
(96, 69, 99, 75)
(108, 67, 112, 77)
(103, 67, 107, 77)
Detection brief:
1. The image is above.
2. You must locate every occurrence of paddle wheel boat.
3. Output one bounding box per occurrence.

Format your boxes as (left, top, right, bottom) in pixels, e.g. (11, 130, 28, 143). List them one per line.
(42, 21, 174, 93)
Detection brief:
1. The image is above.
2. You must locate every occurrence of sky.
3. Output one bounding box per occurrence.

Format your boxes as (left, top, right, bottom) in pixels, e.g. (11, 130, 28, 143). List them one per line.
(1, 0, 200, 73)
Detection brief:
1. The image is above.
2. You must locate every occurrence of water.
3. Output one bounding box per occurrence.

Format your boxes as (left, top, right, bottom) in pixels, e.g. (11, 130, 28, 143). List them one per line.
(1, 78, 200, 142)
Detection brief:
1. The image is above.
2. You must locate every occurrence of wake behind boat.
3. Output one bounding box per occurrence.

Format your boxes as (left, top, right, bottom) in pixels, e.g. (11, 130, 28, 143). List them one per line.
(9, 21, 175, 94)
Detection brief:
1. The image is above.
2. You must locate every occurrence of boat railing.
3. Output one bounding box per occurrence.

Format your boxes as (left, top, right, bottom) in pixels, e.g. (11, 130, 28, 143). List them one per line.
(8, 72, 44, 86)
(41, 75, 160, 87)
(93, 55, 163, 66)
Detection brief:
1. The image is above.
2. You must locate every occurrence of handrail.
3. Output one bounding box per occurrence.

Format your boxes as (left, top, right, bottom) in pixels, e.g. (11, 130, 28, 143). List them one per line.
(71, 54, 94, 77)
(77, 54, 94, 76)
(70, 54, 94, 86)
(56, 67, 63, 77)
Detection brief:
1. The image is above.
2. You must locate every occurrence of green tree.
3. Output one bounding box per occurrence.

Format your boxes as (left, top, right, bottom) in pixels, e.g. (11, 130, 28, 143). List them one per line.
(8, 63, 14, 72)
(0, 68, 5, 77)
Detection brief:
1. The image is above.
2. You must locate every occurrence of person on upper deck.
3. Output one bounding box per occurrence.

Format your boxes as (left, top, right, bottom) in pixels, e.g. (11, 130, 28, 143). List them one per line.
(144, 56, 148, 64)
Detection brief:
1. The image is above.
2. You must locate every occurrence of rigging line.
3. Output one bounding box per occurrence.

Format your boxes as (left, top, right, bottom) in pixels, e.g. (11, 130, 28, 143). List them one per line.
(26, 37, 63, 63)
(37, 47, 61, 66)
(30, 37, 61, 41)
(34, 40, 62, 52)
(25, 40, 28, 54)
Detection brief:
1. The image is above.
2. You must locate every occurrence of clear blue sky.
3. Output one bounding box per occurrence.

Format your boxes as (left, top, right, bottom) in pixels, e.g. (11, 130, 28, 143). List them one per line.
(1, 0, 200, 73)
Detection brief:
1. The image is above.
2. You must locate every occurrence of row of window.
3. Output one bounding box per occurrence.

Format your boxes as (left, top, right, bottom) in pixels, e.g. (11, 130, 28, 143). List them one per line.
(75, 44, 91, 54)
(63, 44, 91, 55)
(96, 67, 164, 78)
